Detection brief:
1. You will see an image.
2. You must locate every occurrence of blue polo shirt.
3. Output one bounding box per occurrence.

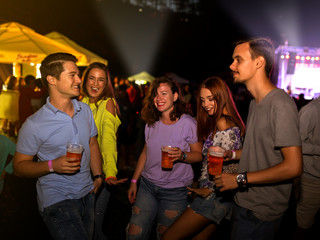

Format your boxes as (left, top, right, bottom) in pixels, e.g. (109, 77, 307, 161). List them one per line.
(17, 97, 98, 211)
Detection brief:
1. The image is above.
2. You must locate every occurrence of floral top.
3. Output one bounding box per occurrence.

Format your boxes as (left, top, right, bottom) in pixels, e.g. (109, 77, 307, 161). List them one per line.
(199, 127, 243, 192)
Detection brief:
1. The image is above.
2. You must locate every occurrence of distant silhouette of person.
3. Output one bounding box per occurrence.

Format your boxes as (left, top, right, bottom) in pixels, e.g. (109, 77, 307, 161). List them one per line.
(296, 93, 307, 110)
(126, 81, 142, 113)
(5, 75, 18, 90)
(30, 78, 48, 113)
(1, 75, 19, 136)
(0, 134, 15, 194)
(115, 84, 136, 170)
(18, 75, 47, 126)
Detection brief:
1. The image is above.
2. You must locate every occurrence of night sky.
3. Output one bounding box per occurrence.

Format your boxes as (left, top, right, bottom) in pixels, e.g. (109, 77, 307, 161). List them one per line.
(1, 0, 320, 82)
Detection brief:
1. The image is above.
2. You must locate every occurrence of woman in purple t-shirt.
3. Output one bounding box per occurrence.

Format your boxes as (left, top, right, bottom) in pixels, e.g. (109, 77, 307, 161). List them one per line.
(127, 77, 203, 239)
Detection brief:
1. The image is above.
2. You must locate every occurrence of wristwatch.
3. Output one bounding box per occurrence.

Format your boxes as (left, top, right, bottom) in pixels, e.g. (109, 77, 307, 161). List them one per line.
(236, 172, 247, 188)
(181, 151, 187, 161)
(94, 174, 105, 180)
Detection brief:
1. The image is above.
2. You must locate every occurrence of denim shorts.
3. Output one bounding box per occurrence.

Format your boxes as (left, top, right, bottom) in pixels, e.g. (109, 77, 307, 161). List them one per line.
(41, 192, 95, 240)
(190, 190, 234, 224)
(127, 177, 191, 240)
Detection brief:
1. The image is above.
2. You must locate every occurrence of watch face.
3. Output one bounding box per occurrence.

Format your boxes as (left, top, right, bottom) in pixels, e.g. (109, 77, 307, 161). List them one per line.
(237, 174, 245, 183)
(183, 152, 187, 160)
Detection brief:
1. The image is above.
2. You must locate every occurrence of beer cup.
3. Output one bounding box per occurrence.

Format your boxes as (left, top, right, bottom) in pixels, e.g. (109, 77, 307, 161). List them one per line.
(66, 143, 83, 163)
(161, 146, 175, 171)
(208, 146, 225, 180)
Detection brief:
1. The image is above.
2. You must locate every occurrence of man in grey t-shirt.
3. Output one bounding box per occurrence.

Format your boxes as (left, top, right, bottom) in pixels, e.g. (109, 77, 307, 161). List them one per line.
(214, 38, 302, 240)
(295, 97, 320, 238)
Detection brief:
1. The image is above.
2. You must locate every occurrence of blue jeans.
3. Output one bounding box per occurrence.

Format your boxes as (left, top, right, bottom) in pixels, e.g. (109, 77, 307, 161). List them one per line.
(42, 192, 95, 240)
(231, 204, 282, 240)
(94, 182, 110, 240)
(127, 177, 190, 240)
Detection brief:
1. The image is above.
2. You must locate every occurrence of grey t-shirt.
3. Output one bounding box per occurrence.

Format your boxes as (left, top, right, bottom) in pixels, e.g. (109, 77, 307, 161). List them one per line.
(235, 88, 301, 221)
(299, 97, 320, 180)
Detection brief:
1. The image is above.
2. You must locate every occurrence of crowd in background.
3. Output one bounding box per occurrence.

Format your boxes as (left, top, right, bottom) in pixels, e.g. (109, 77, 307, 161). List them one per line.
(0, 72, 311, 142)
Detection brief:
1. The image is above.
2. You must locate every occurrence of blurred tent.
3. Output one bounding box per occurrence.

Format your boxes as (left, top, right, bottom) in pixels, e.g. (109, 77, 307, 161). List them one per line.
(45, 31, 108, 66)
(128, 71, 155, 85)
(0, 22, 85, 65)
(165, 72, 189, 84)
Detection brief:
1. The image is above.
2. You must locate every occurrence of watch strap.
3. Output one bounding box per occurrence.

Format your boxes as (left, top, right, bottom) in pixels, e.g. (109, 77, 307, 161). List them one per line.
(94, 174, 105, 180)
(237, 171, 247, 188)
(181, 151, 187, 161)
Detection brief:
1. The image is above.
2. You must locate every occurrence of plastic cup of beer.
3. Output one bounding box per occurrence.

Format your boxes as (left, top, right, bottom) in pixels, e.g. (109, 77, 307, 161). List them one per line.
(66, 143, 83, 163)
(208, 146, 225, 180)
(161, 146, 175, 171)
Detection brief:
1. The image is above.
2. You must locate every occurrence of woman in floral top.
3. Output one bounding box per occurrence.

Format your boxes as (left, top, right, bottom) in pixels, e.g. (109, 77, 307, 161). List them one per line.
(162, 77, 245, 240)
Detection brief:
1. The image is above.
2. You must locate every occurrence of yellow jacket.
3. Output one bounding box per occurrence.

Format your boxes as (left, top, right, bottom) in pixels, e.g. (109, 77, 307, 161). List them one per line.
(82, 97, 121, 179)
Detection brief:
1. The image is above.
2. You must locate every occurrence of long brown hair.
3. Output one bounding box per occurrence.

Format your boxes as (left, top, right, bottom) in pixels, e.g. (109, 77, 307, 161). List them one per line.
(81, 62, 120, 115)
(196, 76, 245, 141)
(141, 76, 188, 126)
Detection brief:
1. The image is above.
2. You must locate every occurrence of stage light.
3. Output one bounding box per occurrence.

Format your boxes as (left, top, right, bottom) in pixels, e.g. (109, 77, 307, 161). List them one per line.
(286, 55, 290, 59)
(281, 55, 285, 59)
(276, 45, 320, 99)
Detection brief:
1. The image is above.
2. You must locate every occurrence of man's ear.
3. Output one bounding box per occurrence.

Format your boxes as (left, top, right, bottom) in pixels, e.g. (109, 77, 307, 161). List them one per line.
(256, 56, 265, 69)
(47, 75, 55, 85)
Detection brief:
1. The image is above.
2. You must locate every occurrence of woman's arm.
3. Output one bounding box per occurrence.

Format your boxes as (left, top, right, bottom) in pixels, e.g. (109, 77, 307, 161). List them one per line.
(128, 144, 147, 203)
(101, 98, 118, 179)
(181, 141, 203, 163)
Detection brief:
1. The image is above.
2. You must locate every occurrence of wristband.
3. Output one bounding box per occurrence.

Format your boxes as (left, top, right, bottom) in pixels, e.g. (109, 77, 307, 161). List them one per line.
(131, 179, 137, 183)
(48, 160, 54, 172)
(231, 150, 236, 160)
(105, 176, 117, 181)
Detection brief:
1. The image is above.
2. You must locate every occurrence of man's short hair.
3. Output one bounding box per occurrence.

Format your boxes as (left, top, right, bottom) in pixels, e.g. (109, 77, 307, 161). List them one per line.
(236, 38, 275, 77)
(40, 52, 77, 88)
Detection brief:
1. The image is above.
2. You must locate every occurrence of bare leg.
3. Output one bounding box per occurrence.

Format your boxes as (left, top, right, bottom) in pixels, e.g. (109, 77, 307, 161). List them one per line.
(192, 223, 216, 240)
(161, 207, 214, 240)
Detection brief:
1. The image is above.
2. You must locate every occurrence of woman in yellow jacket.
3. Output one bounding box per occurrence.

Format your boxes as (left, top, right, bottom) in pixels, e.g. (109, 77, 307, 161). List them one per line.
(81, 62, 127, 240)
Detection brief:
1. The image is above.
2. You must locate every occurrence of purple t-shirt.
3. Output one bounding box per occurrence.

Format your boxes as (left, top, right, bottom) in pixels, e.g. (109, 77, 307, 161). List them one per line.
(141, 114, 198, 188)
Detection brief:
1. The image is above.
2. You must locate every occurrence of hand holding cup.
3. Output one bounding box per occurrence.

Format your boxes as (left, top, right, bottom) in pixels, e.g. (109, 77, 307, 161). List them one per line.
(208, 146, 225, 180)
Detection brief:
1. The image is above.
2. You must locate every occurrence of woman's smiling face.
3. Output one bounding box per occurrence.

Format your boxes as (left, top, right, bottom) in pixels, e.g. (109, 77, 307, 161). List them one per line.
(85, 68, 107, 102)
(154, 83, 177, 114)
(200, 87, 216, 115)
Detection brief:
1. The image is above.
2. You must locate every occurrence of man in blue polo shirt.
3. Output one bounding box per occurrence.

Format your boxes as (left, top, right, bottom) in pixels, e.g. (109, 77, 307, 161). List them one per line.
(13, 52, 103, 240)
